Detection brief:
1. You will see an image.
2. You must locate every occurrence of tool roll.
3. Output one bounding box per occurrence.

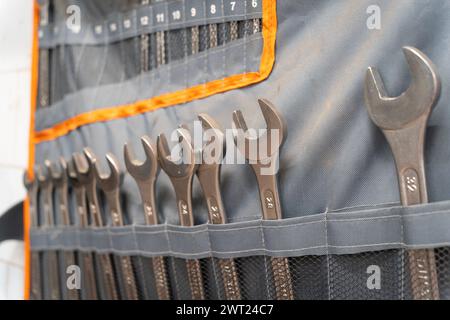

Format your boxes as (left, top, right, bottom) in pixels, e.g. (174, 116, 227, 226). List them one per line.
(26, 0, 450, 300)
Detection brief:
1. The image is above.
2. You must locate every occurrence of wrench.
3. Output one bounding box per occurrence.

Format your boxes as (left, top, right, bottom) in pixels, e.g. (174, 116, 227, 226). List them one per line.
(73, 149, 119, 300)
(23, 171, 42, 300)
(197, 114, 241, 300)
(38, 1, 50, 109)
(93, 153, 139, 300)
(67, 159, 98, 300)
(37, 162, 61, 300)
(48, 158, 79, 300)
(233, 99, 294, 300)
(157, 128, 205, 300)
(364, 46, 441, 300)
(124, 136, 171, 300)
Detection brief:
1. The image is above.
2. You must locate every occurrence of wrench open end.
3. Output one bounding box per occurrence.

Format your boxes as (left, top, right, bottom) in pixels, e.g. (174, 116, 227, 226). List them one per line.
(124, 136, 158, 181)
(93, 153, 122, 192)
(157, 131, 196, 178)
(365, 46, 441, 130)
(48, 158, 68, 186)
(233, 99, 287, 162)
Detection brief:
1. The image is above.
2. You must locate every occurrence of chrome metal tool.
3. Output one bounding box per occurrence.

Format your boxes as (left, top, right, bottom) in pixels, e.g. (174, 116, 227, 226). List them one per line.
(197, 114, 241, 300)
(93, 153, 139, 300)
(157, 128, 205, 300)
(364, 46, 441, 300)
(124, 136, 171, 300)
(73, 150, 119, 300)
(233, 99, 294, 300)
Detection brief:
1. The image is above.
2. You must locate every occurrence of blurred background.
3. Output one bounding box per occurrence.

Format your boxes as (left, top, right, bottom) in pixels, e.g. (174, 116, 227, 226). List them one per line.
(0, 0, 34, 299)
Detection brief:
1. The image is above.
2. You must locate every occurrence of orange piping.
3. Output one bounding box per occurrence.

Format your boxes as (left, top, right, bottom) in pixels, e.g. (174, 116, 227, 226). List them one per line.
(24, 0, 40, 300)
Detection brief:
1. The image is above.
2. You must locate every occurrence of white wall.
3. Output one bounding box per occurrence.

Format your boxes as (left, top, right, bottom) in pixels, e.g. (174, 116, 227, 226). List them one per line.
(0, 0, 34, 300)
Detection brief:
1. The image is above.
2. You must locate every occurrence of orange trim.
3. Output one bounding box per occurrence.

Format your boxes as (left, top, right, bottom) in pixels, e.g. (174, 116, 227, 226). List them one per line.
(33, 0, 277, 144)
(24, 1, 40, 300)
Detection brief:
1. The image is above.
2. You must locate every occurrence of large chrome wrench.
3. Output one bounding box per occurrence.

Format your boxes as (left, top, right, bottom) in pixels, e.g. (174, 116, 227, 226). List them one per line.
(23, 171, 42, 300)
(48, 158, 79, 300)
(67, 159, 98, 300)
(197, 114, 241, 300)
(124, 136, 171, 300)
(364, 46, 441, 300)
(233, 99, 294, 300)
(73, 149, 119, 300)
(37, 163, 61, 300)
(157, 128, 205, 300)
(93, 153, 139, 300)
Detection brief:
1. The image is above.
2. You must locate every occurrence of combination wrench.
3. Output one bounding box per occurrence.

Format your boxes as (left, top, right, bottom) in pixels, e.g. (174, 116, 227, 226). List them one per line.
(73, 149, 119, 300)
(48, 158, 79, 300)
(124, 136, 171, 300)
(67, 159, 98, 300)
(364, 46, 441, 300)
(93, 153, 139, 300)
(23, 172, 42, 300)
(196, 114, 241, 300)
(37, 163, 61, 300)
(157, 128, 205, 300)
(233, 99, 294, 300)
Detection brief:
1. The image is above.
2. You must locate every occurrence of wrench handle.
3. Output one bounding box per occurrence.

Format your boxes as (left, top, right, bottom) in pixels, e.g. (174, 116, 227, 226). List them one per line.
(218, 258, 241, 300)
(46, 251, 61, 300)
(63, 251, 80, 300)
(252, 165, 294, 300)
(383, 120, 440, 300)
(79, 251, 98, 300)
(152, 256, 171, 300)
(185, 259, 205, 300)
(119, 255, 139, 300)
(30, 251, 42, 300)
(97, 253, 119, 300)
(253, 171, 282, 220)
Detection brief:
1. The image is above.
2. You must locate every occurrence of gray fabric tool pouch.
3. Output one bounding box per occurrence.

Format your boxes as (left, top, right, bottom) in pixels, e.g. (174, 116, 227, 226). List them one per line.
(31, 0, 450, 299)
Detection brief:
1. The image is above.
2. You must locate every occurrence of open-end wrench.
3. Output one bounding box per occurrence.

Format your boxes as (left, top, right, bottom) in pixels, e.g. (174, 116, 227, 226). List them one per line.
(364, 46, 441, 300)
(48, 158, 79, 300)
(23, 171, 42, 300)
(37, 162, 61, 300)
(124, 136, 171, 300)
(197, 114, 241, 300)
(233, 99, 294, 300)
(73, 149, 119, 300)
(93, 153, 139, 300)
(157, 128, 205, 300)
(67, 159, 98, 300)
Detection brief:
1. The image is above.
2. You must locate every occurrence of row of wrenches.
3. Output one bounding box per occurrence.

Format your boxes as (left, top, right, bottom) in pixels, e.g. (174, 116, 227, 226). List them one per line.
(24, 98, 295, 300)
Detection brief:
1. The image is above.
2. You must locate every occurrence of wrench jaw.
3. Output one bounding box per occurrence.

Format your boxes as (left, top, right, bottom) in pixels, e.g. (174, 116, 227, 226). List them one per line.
(364, 47, 441, 300)
(197, 114, 227, 224)
(233, 99, 287, 164)
(124, 135, 159, 182)
(72, 151, 91, 185)
(365, 47, 441, 130)
(48, 157, 68, 188)
(93, 153, 122, 193)
(157, 131, 196, 179)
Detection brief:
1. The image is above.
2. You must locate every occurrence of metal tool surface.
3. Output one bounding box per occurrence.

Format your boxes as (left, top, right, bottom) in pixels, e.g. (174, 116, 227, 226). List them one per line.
(73, 150, 119, 300)
(124, 136, 171, 300)
(157, 128, 205, 300)
(233, 99, 294, 300)
(93, 153, 139, 300)
(23, 171, 42, 300)
(197, 114, 241, 300)
(48, 158, 79, 300)
(67, 159, 98, 300)
(365, 46, 441, 300)
(37, 163, 61, 300)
